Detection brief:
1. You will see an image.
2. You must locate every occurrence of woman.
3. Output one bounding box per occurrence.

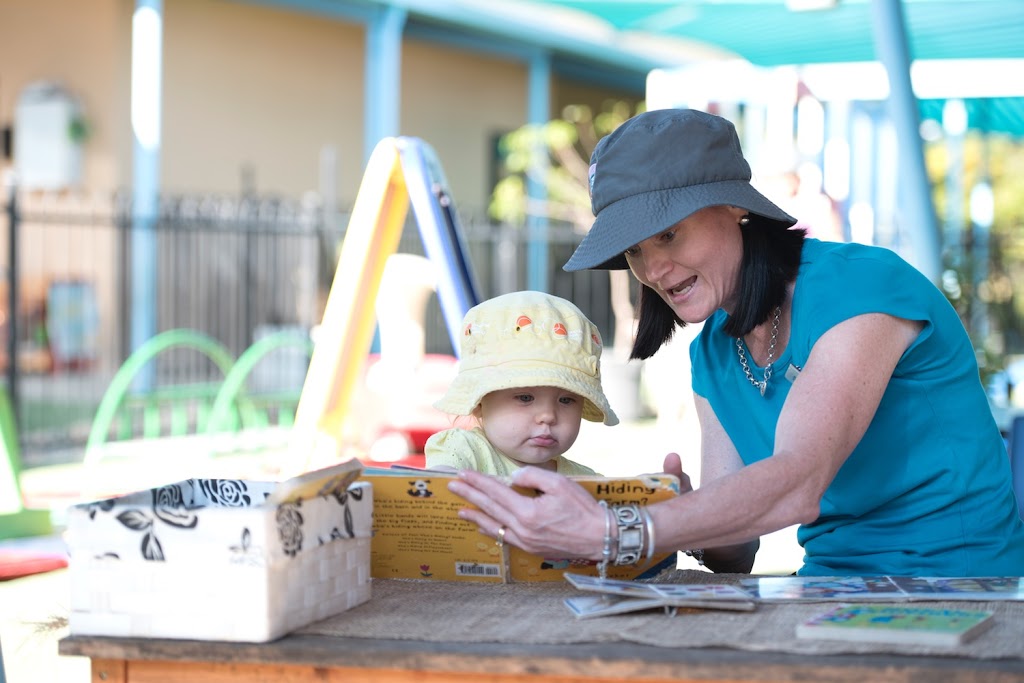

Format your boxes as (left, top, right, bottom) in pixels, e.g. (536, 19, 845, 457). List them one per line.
(448, 108, 1024, 577)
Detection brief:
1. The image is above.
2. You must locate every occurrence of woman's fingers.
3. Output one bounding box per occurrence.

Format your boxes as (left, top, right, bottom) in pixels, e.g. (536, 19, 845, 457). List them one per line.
(448, 470, 519, 515)
(663, 452, 683, 477)
(447, 470, 524, 542)
(663, 452, 693, 493)
(449, 467, 603, 558)
(461, 508, 514, 548)
(507, 464, 569, 492)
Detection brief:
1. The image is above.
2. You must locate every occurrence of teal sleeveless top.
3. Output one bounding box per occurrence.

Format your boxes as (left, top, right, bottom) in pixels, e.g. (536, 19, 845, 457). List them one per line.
(691, 239, 1024, 576)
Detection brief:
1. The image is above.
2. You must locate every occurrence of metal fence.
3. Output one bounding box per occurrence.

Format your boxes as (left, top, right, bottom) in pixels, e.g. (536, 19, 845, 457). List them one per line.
(1, 189, 618, 465)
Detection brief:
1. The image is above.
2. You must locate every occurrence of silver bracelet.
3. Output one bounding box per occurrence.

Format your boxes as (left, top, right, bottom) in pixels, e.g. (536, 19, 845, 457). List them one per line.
(641, 507, 655, 560)
(611, 504, 643, 565)
(597, 500, 613, 580)
(685, 548, 705, 566)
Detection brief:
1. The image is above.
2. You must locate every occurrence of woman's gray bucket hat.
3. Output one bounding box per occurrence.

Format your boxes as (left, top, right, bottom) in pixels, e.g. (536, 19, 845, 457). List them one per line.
(564, 108, 797, 271)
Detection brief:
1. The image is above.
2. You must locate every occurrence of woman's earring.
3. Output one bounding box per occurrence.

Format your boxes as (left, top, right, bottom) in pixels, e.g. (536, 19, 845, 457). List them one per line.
(739, 215, 751, 226)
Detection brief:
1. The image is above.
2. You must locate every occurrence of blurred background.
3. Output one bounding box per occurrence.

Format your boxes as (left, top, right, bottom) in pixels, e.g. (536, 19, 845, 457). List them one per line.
(1, 0, 1021, 474)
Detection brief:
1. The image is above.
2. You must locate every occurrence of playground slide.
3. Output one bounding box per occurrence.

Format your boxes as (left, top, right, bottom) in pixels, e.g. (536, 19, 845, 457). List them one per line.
(397, 138, 482, 347)
(290, 137, 481, 474)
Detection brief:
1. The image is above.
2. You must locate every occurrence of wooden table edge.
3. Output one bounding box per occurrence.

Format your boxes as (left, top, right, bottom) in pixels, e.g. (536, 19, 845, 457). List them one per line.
(59, 632, 1024, 683)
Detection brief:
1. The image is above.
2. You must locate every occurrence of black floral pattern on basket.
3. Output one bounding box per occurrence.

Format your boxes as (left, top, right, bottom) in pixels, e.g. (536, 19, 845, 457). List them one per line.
(111, 482, 200, 561)
(229, 527, 265, 566)
(330, 483, 365, 539)
(86, 498, 117, 519)
(87, 476, 366, 562)
(276, 502, 304, 557)
(199, 478, 251, 506)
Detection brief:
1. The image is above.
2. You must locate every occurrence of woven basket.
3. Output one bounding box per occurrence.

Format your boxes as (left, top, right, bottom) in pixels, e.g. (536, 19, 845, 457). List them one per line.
(66, 471, 372, 642)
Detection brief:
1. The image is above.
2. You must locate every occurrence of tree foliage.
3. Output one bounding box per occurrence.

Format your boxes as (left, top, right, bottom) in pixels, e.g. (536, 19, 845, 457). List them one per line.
(926, 132, 1024, 370)
(488, 101, 645, 356)
(489, 101, 642, 231)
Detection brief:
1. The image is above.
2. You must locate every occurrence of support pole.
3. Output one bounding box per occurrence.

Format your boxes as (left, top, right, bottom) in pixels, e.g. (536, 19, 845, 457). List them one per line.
(4, 179, 17, 419)
(130, 0, 163, 388)
(869, 0, 942, 282)
(364, 5, 406, 164)
(526, 52, 552, 293)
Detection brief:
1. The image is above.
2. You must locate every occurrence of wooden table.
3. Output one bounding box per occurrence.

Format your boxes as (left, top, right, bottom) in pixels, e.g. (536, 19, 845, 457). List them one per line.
(59, 630, 1024, 683)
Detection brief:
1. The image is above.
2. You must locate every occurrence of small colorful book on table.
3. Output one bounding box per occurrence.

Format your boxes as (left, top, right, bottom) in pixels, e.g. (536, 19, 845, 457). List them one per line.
(796, 604, 995, 646)
(740, 575, 1024, 602)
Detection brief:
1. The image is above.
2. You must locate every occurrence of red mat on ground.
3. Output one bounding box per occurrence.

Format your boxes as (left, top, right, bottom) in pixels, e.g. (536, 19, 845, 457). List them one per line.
(0, 550, 68, 581)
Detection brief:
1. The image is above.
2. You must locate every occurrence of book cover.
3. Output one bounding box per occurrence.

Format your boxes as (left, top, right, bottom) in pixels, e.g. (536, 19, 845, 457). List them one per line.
(739, 576, 908, 602)
(740, 576, 1024, 603)
(358, 468, 679, 583)
(564, 594, 677, 619)
(795, 604, 995, 647)
(889, 577, 1024, 601)
(563, 571, 757, 613)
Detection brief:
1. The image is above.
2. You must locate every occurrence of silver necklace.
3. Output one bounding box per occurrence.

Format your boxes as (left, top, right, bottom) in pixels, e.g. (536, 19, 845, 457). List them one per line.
(735, 306, 781, 397)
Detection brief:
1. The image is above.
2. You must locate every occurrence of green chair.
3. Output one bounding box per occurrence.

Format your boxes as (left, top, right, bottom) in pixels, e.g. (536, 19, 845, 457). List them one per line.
(205, 329, 314, 434)
(83, 329, 236, 466)
(0, 388, 52, 540)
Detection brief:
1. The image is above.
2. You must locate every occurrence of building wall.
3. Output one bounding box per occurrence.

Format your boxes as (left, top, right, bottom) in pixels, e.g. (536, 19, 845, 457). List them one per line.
(0, 0, 128, 193)
(1, 0, 642, 213)
(0, 0, 539, 211)
(400, 38, 528, 216)
(162, 0, 368, 201)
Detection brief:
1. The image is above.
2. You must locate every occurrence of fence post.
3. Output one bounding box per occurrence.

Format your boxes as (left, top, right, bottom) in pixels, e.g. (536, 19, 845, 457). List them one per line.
(3, 179, 18, 424)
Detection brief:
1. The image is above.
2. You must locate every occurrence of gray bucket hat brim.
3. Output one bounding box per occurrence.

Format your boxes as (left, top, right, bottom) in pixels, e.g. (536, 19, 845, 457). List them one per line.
(564, 109, 797, 272)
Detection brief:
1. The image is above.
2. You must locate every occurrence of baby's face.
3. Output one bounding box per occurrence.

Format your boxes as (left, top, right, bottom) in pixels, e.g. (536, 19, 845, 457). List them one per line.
(477, 386, 584, 469)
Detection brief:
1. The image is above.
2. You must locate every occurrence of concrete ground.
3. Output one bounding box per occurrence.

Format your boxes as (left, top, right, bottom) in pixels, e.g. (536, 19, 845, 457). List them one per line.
(0, 543, 87, 683)
(1, 416, 802, 683)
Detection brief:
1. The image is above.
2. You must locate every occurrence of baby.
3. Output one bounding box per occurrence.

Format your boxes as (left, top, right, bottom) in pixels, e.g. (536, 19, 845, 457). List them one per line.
(425, 290, 618, 476)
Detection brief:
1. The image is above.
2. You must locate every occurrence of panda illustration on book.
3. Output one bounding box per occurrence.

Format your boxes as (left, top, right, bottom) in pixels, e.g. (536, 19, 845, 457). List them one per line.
(407, 479, 433, 498)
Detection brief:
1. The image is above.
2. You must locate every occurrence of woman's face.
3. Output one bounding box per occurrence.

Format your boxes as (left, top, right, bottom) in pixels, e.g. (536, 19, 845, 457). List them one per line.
(623, 205, 746, 323)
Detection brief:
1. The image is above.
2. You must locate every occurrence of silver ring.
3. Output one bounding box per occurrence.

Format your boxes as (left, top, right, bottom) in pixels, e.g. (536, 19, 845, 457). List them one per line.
(496, 525, 507, 548)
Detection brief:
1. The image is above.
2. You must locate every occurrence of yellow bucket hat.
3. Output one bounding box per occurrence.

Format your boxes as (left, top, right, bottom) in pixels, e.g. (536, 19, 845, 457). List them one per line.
(434, 290, 618, 426)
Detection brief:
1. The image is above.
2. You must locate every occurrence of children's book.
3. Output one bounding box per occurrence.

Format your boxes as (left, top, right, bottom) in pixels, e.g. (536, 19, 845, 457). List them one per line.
(888, 576, 1024, 600)
(564, 594, 680, 619)
(795, 604, 996, 646)
(562, 571, 756, 618)
(739, 576, 907, 602)
(358, 467, 680, 583)
(739, 576, 1024, 603)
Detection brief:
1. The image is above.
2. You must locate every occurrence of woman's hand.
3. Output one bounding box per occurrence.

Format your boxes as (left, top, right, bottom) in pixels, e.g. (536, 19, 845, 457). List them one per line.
(662, 452, 693, 493)
(448, 467, 607, 560)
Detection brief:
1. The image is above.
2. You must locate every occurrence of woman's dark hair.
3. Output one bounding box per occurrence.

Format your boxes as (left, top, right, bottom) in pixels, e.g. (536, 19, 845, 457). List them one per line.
(629, 214, 806, 361)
